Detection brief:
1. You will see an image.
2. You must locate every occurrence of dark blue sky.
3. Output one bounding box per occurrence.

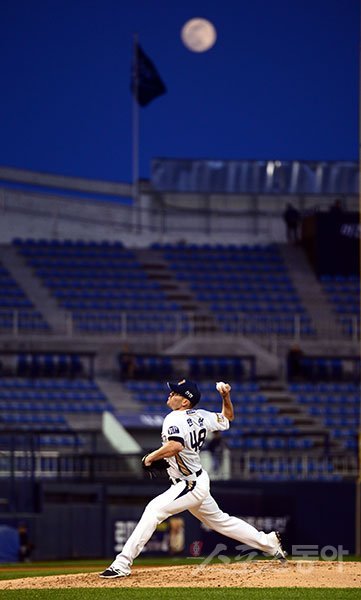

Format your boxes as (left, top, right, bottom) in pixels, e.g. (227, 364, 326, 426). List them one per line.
(0, 0, 359, 183)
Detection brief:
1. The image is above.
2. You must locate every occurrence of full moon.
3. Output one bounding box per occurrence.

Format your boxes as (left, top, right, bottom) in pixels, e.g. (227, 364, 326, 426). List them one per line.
(181, 18, 217, 53)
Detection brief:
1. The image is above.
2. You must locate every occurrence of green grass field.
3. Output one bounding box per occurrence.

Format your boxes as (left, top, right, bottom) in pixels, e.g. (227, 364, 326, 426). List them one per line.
(0, 590, 360, 600)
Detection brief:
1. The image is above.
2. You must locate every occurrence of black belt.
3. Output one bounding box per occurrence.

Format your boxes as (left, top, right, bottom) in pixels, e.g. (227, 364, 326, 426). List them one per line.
(173, 469, 202, 484)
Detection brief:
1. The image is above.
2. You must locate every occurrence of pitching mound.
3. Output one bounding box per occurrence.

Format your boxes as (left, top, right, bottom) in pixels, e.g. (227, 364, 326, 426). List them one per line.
(0, 561, 360, 589)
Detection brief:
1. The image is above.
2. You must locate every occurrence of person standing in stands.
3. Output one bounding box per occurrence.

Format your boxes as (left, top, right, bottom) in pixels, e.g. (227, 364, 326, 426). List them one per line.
(283, 203, 300, 244)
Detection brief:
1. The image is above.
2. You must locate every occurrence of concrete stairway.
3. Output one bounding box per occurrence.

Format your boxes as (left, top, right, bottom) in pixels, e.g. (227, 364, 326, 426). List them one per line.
(96, 378, 140, 413)
(278, 244, 343, 339)
(0, 244, 67, 333)
(260, 380, 342, 449)
(135, 248, 219, 334)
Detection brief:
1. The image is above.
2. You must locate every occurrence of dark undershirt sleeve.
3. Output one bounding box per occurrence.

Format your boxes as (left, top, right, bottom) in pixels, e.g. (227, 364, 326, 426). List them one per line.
(168, 435, 185, 445)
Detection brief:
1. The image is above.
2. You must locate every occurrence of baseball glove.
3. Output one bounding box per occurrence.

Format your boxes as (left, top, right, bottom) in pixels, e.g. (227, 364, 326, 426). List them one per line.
(142, 454, 169, 479)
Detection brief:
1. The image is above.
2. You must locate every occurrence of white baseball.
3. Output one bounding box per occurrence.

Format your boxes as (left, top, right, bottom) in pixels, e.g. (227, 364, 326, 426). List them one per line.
(216, 381, 227, 392)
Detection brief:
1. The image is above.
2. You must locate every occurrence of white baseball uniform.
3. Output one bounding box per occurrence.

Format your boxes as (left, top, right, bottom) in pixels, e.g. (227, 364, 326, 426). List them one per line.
(110, 407, 281, 574)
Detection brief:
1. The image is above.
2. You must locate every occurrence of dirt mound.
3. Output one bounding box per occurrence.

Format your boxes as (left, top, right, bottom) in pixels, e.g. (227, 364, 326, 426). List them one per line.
(0, 562, 360, 589)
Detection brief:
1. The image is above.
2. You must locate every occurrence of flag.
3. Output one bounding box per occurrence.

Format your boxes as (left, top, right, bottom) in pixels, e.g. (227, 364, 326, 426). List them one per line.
(131, 43, 166, 107)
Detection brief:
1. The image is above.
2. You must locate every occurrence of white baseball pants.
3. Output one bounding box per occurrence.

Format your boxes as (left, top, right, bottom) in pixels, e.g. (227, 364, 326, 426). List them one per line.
(111, 470, 278, 573)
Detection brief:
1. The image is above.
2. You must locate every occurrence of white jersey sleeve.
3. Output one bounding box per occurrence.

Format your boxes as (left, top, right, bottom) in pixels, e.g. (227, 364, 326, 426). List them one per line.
(162, 412, 187, 445)
(197, 409, 230, 433)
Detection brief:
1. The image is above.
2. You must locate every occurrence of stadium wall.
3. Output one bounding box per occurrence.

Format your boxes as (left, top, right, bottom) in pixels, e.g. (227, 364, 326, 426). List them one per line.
(0, 480, 357, 560)
(0, 180, 357, 246)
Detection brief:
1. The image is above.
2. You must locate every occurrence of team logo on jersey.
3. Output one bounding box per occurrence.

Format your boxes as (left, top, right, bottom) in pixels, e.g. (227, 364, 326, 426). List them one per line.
(216, 413, 225, 423)
(168, 425, 180, 435)
(187, 418, 193, 427)
(198, 417, 204, 426)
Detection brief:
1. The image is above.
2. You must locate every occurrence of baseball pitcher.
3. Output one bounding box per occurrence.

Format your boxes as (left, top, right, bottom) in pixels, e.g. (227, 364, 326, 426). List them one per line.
(100, 379, 286, 578)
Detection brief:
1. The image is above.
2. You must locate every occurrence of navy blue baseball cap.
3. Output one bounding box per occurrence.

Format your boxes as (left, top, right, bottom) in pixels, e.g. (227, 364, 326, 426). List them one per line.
(167, 379, 201, 406)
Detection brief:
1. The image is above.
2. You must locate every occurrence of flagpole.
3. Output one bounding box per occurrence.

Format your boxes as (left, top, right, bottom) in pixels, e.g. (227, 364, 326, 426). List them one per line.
(132, 32, 140, 232)
(131, 38, 166, 233)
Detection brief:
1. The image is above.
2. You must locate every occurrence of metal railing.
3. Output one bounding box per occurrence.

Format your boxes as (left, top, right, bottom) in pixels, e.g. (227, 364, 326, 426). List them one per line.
(0, 309, 50, 336)
(0, 448, 358, 482)
(232, 452, 358, 480)
(152, 158, 359, 195)
(0, 450, 142, 481)
(1, 310, 359, 342)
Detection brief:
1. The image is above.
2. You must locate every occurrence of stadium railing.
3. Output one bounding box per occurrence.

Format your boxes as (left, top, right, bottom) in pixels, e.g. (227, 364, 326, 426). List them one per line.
(0, 437, 357, 483)
(1, 310, 359, 341)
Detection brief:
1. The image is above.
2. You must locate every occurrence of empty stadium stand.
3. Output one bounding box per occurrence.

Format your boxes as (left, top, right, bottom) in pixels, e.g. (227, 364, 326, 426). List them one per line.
(0, 376, 113, 460)
(8, 238, 356, 342)
(0, 238, 357, 487)
(0, 378, 112, 429)
(0, 259, 49, 333)
(13, 239, 188, 334)
(289, 381, 360, 452)
(118, 354, 256, 381)
(157, 244, 316, 336)
(320, 275, 360, 337)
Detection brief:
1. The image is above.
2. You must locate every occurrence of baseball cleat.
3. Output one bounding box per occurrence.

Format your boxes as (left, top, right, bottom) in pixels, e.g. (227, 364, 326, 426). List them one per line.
(272, 531, 287, 562)
(99, 567, 130, 578)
